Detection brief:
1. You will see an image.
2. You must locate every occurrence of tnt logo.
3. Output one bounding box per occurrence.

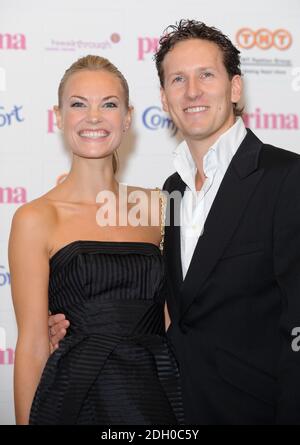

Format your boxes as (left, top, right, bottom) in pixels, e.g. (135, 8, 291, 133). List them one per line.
(0, 67, 5, 91)
(236, 28, 292, 50)
(138, 37, 159, 60)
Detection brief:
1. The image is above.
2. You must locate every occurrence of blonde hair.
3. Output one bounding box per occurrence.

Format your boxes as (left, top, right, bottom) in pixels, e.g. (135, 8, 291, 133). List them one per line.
(58, 55, 130, 173)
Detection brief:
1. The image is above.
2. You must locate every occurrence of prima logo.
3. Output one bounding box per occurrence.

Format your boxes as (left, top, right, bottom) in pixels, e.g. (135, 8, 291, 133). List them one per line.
(0, 33, 26, 50)
(142, 106, 177, 136)
(0, 187, 27, 204)
(243, 108, 299, 130)
(138, 37, 159, 60)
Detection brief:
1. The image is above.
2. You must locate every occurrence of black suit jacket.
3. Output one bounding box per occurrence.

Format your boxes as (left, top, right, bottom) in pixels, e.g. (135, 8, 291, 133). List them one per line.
(163, 129, 300, 424)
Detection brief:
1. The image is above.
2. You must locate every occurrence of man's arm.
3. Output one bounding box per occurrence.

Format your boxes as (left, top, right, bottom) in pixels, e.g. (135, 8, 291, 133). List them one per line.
(48, 313, 69, 350)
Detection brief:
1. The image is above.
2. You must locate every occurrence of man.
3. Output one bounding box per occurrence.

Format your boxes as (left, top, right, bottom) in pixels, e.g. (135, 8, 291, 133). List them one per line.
(50, 20, 300, 424)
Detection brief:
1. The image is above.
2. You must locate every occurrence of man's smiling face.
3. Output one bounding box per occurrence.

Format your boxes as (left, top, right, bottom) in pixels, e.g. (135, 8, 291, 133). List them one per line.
(160, 38, 242, 148)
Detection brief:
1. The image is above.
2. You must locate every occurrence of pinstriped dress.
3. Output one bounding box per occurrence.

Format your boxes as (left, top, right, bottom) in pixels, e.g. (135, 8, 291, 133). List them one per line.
(29, 241, 184, 425)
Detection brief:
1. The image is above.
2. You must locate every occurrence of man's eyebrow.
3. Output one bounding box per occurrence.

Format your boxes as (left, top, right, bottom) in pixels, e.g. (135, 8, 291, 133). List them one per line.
(167, 67, 215, 76)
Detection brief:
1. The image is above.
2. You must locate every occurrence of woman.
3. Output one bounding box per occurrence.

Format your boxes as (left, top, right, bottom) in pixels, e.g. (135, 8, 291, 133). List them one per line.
(9, 55, 183, 425)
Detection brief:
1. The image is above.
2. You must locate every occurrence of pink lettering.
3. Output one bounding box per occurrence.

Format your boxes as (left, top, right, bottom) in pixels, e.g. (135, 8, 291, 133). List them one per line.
(0, 33, 26, 50)
(0, 187, 27, 204)
(0, 348, 14, 365)
(138, 37, 159, 60)
(243, 108, 299, 130)
(47, 109, 57, 133)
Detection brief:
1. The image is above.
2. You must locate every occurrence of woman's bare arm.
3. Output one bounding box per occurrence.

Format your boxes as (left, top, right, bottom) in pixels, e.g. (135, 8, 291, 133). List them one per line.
(9, 203, 51, 424)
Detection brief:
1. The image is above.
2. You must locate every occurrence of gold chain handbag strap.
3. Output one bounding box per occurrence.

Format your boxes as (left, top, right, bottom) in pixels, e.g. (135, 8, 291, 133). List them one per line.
(156, 188, 166, 254)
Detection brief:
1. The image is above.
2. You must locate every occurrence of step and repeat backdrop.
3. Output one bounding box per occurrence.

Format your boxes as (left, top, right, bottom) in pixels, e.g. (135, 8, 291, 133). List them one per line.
(0, 0, 299, 424)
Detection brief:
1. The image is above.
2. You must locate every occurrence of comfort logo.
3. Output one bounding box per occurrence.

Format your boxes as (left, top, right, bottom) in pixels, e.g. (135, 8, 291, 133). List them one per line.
(0, 187, 27, 204)
(138, 37, 159, 60)
(0, 33, 26, 50)
(0, 266, 10, 287)
(0, 105, 24, 127)
(236, 28, 292, 50)
(142, 106, 177, 136)
(45, 33, 121, 52)
(243, 108, 299, 129)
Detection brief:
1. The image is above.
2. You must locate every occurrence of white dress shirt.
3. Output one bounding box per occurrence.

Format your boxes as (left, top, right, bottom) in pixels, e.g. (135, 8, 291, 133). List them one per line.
(173, 118, 247, 279)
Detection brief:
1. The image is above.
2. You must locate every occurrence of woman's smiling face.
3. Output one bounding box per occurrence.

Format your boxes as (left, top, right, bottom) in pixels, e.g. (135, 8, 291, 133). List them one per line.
(55, 69, 131, 160)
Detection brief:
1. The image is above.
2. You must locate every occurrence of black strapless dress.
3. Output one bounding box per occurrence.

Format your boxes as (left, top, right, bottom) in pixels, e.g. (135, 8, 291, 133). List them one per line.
(29, 241, 183, 425)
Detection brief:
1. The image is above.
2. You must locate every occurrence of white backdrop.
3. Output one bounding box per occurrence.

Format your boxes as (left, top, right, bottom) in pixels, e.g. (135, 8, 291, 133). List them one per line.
(0, 0, 299, 424)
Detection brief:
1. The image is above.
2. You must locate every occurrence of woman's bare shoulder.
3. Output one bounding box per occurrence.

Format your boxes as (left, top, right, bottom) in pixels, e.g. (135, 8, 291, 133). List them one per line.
(11, 195, 57, 235)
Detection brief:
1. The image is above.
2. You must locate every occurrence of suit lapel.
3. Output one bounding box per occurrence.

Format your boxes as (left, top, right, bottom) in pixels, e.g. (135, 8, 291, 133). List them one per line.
(179, 129, 265, 320)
